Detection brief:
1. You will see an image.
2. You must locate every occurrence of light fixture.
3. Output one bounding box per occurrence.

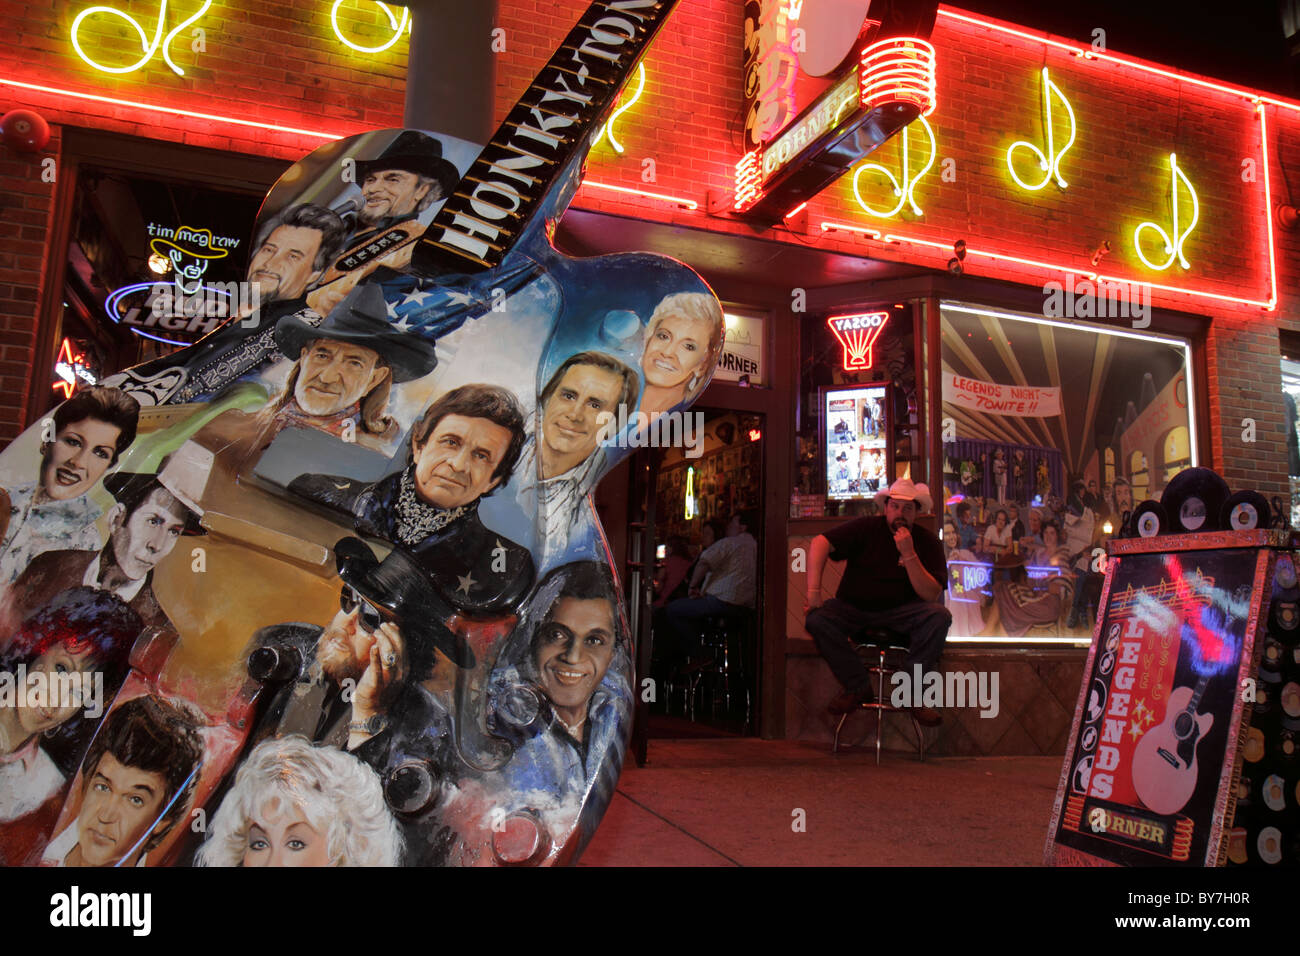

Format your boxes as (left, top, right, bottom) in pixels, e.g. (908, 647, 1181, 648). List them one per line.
(1090, 240, 1111, 268)
(948, 238, 967, 275)
(148, 252, 173, 275)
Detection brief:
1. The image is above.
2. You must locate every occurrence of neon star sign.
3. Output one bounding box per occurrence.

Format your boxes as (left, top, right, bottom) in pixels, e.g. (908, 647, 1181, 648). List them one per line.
(53, 339, 97, 399)
(1006, 67, 1077, 191)
(851, 115, 935, 218)
(330, 1, 410, 54)
(71, 1, 211, 76)
(827, 311, 890, 371)
(1133, 153, 1199, 272)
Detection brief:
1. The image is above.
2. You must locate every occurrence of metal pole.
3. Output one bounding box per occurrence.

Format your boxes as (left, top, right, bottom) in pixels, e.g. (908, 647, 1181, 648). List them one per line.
(403, 0, 499, 143)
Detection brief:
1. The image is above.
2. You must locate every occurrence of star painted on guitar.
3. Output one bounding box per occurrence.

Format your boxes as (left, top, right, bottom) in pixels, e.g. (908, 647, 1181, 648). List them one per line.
(457, 572, 477, 595)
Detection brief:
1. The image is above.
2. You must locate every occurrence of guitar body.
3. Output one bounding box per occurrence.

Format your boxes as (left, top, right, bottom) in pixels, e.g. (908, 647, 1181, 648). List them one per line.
(0, 1, 713, 867)
(1132, 685, 1214, 816)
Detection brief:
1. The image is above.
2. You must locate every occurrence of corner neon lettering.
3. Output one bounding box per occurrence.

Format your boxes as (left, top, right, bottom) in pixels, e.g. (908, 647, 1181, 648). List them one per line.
(1006, 67, 1076, 191)
(71, 1, 211, 76)
(331, 1, 409, 54)
(1134, 153, 1199, 271)
(851, 115, 935, 218)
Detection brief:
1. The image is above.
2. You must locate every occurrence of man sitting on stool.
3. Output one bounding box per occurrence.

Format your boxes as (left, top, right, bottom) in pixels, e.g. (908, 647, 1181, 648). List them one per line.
(804, 478, 950, 726)
(664, 510, 757, 662)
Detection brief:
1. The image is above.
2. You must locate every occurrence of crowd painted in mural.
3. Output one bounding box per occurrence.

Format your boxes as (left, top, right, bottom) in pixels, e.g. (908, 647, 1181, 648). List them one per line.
(0, 126, 723, 866)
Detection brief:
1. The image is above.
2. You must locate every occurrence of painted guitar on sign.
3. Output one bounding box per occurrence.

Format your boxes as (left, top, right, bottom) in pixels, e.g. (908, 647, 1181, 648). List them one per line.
(0, 0, 722, 867)
(1131, 674, 1213, 816)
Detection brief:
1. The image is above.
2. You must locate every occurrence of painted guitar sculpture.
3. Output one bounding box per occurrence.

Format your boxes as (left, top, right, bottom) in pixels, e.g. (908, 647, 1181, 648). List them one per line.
(1131, 674, 1213, 816)
(0, 0, 720, 867)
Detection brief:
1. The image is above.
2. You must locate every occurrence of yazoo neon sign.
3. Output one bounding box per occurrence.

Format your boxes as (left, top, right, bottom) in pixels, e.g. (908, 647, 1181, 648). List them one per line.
(1006, 67, 1077, 191)
(71, 1, 211, 76)
(331, 1, 410, 54)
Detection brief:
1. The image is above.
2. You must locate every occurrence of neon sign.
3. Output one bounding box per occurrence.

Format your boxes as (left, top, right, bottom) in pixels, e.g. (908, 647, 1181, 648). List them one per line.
(827, 311, 890, 371)
(600, 63, 646, 155)
(1006, 67, 1077, 191)
(53, 339, 97, 399)
(106, 281, 238, 346)
(742, 0, 799, 147)
(851, 115, 935, 218)
(70, 1, 211, 76)
(330, 1, 409, 54)
(859, 37, 937, 118)
(1134, 153, 1200, 272)
(684, 465, 696, 519)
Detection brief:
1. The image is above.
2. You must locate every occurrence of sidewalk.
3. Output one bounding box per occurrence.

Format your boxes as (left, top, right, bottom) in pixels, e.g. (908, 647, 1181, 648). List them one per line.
(579, 738, 1065, 866)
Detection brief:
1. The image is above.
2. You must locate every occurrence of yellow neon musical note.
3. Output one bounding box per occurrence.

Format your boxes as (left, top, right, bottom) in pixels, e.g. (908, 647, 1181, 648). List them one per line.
(850, 115, 936, 219)
(1006, 68, 1076, 191)
(71, 1, 211, 76)
(600, 63, 646, 155)
(331, 1, 409, 54)
(1134, 153, 1199, 271)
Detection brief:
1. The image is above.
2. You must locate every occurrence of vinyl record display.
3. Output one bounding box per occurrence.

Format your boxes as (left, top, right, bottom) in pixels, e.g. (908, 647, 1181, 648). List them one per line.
(1222, 490, 1271, 531)
(1133, 499, 1168, 538)
(1160, 467, 1231, 533)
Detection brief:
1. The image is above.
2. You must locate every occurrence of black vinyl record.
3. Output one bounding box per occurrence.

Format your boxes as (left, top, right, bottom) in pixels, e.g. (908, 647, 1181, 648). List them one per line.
(1132, 499, 1168, 538)
(1160, 467, 1231, 533)
(1221, 490, 1271, 531)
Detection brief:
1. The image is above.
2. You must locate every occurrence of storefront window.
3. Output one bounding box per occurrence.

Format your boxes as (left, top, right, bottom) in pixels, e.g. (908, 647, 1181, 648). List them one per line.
(1280, 353, 1300, 526)
(940, 302, 1195, 642)
(47, 164, 262, 418)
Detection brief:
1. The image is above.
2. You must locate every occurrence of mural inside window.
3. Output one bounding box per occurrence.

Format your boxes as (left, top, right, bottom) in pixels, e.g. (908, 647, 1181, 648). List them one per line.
(940, 303, 1194, 641)
(1280, 356, 1300, 527)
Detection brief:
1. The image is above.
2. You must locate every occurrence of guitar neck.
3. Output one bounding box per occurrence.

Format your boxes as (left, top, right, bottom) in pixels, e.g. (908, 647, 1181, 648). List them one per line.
(1186, 671, 1211, 713)
(413, 0, 678, 276)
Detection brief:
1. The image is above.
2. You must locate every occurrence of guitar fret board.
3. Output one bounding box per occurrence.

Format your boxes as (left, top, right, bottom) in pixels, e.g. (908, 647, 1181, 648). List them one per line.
(414, 0, 677, 276)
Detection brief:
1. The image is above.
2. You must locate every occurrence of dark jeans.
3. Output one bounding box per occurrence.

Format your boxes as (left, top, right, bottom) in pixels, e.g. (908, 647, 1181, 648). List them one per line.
(665, 595, 751, 655)
(804, 598, 952, 696)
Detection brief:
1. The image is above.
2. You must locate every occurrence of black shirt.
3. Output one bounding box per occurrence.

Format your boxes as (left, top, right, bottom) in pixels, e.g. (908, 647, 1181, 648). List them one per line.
(823, 515, 948, 612)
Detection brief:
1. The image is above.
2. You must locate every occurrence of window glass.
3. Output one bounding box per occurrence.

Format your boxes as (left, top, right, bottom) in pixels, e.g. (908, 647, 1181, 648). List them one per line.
(940, 302, 1195, 642)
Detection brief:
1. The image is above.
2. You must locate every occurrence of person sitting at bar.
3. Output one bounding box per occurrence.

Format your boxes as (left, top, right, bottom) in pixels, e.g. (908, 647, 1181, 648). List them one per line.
(653, 535, 693, 609)
(664, 511, 757, 657)
(804, 478, 950, 725)
(983, 509, 1013, 557)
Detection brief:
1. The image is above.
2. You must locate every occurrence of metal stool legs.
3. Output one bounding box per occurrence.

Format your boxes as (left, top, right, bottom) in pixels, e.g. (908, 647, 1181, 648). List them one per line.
(831, 644, 927, 763)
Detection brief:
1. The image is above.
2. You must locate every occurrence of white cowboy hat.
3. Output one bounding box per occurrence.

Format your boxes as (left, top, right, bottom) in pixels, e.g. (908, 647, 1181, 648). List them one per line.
(875, 477, 933, 513)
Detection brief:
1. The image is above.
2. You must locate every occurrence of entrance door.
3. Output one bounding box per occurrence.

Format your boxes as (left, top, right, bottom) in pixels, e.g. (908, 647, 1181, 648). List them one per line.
(642, 408, 765, 739)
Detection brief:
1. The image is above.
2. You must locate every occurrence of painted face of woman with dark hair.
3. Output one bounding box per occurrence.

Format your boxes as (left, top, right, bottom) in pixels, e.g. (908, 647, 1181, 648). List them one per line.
(7, 643, 100, 740)
(40, 418, 122, 502)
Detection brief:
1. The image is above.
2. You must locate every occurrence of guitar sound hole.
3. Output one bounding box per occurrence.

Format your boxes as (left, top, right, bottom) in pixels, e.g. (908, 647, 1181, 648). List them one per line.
(1174, 713, 1194, 738)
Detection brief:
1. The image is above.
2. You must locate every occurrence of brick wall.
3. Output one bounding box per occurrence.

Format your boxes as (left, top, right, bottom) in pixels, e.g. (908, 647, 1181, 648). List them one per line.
(2, 0, 1299, 494)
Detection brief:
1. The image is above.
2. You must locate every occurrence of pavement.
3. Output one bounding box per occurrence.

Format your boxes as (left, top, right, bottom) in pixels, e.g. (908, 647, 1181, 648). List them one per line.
(579, 737, 1066, 866)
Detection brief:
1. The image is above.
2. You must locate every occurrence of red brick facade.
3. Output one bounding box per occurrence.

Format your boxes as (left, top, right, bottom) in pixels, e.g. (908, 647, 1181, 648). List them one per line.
(1, 1, 1298, 491)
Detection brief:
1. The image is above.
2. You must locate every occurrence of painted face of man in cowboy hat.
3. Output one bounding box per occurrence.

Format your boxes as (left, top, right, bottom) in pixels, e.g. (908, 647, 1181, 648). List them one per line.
(273, 282, 438, 420)
(355, 131, 460, 229)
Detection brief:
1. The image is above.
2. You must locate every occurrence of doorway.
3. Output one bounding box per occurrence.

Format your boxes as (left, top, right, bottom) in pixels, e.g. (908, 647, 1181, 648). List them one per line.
(645, 408, 765, 738)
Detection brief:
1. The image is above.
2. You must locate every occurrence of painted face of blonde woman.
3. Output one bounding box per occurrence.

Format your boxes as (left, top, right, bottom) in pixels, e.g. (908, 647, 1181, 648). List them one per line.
(243, 801, 332, 867)
(642, 312, 713, 390)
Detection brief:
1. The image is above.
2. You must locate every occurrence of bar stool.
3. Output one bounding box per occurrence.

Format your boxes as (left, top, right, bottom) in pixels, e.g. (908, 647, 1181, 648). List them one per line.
(832, 631, 926, 764)
(688, 612, 753, 729)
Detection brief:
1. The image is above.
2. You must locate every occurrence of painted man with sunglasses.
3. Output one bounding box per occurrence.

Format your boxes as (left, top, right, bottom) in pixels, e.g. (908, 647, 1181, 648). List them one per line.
(242, 537, 464, 863)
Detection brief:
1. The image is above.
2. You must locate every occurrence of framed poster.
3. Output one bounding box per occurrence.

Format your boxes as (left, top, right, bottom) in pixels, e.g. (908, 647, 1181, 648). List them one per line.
(822, 383, 891, 501)
(1045, 530, 1284, 866)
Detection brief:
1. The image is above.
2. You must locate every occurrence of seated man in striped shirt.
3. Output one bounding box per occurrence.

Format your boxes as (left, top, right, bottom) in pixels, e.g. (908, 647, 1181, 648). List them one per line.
(664, 510, 757, 657)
